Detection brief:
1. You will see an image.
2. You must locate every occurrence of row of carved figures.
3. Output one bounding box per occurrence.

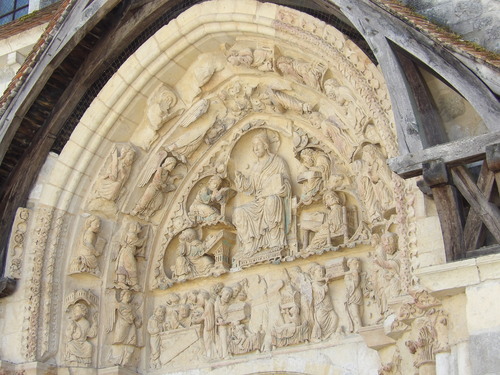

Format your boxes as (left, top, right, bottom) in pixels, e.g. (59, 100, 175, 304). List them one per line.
(63, 226, 403, 368)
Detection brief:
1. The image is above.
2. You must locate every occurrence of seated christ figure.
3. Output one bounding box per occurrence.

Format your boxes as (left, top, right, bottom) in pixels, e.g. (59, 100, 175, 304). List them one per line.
(233, 131, 291, 256)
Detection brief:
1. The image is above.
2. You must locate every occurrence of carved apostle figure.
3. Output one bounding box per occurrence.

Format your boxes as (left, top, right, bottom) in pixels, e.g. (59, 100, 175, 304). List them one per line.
(108, 290, 142, 366)
(147, 306, 165, 369)
(131, 157, 177, 219)
(306, 190, 345, 251)
(69, 215, 105, 276)
(344, 258, 363, 333)
(233, 131, 291, 256)
(309, 263, 338, 341)
(114, 222, 145, 291)
(373, 232, 401, 316)
(215, 286, 233, 358)
(172, 228, 215, 281)
(89, 146, 135, 208)
(195, 290, 216, 358)
(65, 302, 97, 366)
(297, 148, 331, 205)
(362, 144, 394, 213)
(189, 175, 234, 224)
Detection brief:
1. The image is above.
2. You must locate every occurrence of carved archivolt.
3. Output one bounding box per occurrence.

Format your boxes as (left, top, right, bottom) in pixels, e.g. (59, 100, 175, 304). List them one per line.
(9, 1, 424, 373)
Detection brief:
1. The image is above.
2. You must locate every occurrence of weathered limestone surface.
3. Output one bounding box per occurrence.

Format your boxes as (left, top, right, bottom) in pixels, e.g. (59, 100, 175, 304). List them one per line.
(0, 1, 498, 375)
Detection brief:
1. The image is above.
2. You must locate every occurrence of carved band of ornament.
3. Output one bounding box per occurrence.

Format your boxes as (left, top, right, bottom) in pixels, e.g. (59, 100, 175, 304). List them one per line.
(7, 207, 30, 279)
(22, 206, 54, 361)
(40, 210, 66, 359)
(64, 289, 98, 310)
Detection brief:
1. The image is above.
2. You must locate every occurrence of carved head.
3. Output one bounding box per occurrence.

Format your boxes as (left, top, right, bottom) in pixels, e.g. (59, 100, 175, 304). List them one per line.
(252, 132, 271, 158)
(381, 232, 398, 255)
(324, 78, 340, 98)
(371, 233, 381, 248)
(178, 304, 190, 319)
(165, 293, 180, 306)
(122, 147, 136, 165)
(323, 190, 342, 208)
(221, 287, 233, 304)
(309, 262, 325, 280)
(347, 257, 360, 271)
(85, 215, 100, 232)
(186, 290, 199, 305)
(120, 289, 133, 303)
(71, 302, 88, 321)
(162, 157, 177, 171)
(197, 290, 211, 306)
(208, 175, 223, 190)
(180, 228, 198, 243)
(153, 306, 166, 319)
(300, 148, 315, 167)
(276, 56, 294, 74)
(211, 282, 224, 296)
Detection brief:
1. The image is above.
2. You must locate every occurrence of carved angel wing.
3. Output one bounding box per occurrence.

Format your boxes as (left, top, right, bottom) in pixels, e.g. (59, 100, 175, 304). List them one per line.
(136, 150, 168, 188)
(174, 99, 209, 128)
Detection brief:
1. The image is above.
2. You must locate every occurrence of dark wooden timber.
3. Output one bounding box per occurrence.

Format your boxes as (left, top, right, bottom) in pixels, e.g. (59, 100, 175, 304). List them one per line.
(450, 165, 500, 244)
(394, 49, 449, 148)
(388, 132, 500, 178)
(463, 162, 496, 251)
(423, 160, 466, 261)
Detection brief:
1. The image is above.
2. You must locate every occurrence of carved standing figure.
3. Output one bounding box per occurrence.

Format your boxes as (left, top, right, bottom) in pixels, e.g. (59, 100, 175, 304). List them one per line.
(362, 144, 394, 214)
(147, 306, 165, 369)
(89, 146, 135, 208)
(215, 286, 233, 358)
(309, 263, 338, 341)
(344, 258, 363, 333)
(65, 302, 97, 366)
(196, 290, 216, 358)
(233, 131, 291, 256)
(372, 232, 401, 319)
(131, 157, 177, 219)
(69, 215, 105, 276)
(108, 290, 142, 366)
(114, 222, 145, 291)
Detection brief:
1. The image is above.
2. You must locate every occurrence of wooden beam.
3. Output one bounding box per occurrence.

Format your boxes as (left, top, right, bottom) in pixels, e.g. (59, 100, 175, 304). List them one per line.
(423, 161, 466, 261)
(394, 49, 448, 148)
(431, 185, 466, 261)
(463, 162, 495, 251)
(388, 132, 500, 178)
(451, 165, 500, 244)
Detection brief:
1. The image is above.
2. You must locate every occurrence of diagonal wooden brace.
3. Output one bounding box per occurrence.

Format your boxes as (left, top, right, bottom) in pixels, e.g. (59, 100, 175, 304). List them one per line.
(451, 165, 500, 245)
(463, 162, 496, 251)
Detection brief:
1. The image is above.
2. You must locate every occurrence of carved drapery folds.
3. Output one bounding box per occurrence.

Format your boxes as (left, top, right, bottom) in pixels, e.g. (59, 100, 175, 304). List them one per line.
(64, 290, 99, 367)
(69, 215, 106, 276)
(107, 290, 143, 367)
